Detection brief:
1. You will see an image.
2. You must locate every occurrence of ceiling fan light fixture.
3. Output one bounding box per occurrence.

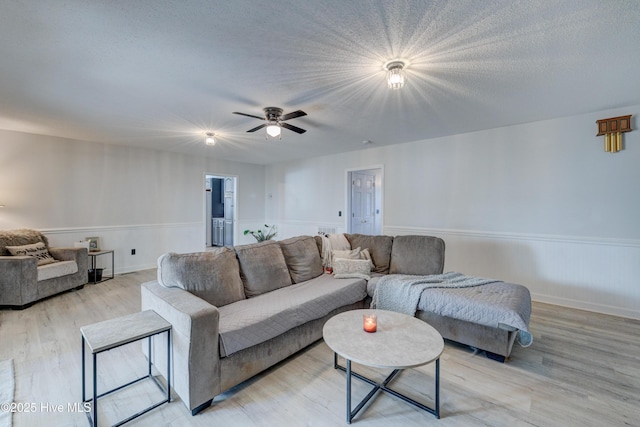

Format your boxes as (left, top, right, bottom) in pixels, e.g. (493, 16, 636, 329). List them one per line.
(205, 132, 215, 145)
(266, 124, 281, 138)
(386, 61, 406, 89)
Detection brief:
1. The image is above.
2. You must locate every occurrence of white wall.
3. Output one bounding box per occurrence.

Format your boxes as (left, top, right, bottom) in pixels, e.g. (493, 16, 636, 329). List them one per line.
(265, 105, 640, 319)
(0, 130, 266, 273)
(2, 105, 639, 319)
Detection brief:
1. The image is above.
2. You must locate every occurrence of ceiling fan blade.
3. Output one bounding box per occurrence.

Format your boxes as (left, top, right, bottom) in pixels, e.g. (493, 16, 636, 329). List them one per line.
(247, 124, 267, 132)
(233, 112, 265, 120)
(280, 110, 307, 121)
(281, 122, 307, 134)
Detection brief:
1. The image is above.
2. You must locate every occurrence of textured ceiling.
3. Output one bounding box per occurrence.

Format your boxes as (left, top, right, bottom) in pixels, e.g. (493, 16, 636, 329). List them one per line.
(1, 0, 639, 164)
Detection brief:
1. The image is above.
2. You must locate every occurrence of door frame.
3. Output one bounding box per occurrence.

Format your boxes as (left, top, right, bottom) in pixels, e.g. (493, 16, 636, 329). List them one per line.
(204, 172, 238, 248)
(345, 165, 384, 235)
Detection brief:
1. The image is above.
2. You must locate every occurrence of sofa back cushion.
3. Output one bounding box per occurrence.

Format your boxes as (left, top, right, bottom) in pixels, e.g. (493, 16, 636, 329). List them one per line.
(344, 234, 394, 274)
(389, 235, 445, 275)
(157, 248, 245, 307)
(235, 240, 293, 297)
(278, 235, 323, 283)
(0, 228, 49, 256)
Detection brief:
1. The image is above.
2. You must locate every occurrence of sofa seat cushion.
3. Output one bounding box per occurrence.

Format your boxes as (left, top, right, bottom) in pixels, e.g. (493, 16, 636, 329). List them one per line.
(37, 260, 78, 281)
(217, 274, 367, 357)
(389, 235, 445, 275)
(235, 240, 292, 297)
(157, 249, 245, 307)
(345, 234, 394, 274)
(279, 235, 323, 283)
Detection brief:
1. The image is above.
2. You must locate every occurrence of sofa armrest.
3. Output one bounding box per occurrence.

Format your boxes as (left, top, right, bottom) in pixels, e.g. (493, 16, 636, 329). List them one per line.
(0, 256, 38, 306)
(49, 247, 88, 272)
(141, 280, 221, 413)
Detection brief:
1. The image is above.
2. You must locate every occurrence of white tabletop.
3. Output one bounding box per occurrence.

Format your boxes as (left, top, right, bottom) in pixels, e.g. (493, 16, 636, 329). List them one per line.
(323, 309, 444, 369)
(81, 310, 171, 353)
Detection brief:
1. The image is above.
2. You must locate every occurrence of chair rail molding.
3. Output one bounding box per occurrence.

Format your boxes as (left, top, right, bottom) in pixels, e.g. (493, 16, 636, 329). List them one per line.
(40, 222, 203, 275)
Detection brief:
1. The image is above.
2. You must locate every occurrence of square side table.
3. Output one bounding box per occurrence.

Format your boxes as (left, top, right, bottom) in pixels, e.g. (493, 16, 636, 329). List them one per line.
(81, 310, 171, 426)
(87, 250, 115, 284)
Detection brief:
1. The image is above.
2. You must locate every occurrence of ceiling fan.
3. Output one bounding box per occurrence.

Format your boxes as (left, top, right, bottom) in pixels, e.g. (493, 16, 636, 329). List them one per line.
(233, 107, 307, 137)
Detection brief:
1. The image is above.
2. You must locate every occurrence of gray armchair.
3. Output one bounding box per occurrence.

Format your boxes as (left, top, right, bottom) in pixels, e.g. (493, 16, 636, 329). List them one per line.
(0, 229, 88, 309)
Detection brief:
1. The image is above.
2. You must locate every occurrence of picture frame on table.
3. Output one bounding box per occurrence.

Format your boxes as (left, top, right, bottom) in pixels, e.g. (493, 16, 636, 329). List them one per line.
(85, 237, 100, 252)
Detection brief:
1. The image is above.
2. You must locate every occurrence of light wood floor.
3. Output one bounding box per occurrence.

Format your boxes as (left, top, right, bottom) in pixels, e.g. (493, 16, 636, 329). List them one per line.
(1, 270, 639, 426)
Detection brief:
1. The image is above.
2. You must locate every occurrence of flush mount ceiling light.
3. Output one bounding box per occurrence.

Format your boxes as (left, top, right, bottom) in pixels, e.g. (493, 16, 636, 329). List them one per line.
(205, 132, 215, 146)
(385, 60, 406, 89)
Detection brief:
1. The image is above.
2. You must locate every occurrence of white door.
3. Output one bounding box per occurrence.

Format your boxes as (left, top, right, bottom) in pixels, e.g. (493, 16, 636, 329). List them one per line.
(350, 172, 375, 235)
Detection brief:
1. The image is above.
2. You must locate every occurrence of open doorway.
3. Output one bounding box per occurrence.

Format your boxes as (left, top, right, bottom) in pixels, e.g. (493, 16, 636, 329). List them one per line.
(205, 174, 237, 247)
(347, 167, 383, 235)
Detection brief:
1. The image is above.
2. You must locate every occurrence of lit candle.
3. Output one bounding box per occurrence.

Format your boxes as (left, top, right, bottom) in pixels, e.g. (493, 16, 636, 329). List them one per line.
(363, 313, 377, 333)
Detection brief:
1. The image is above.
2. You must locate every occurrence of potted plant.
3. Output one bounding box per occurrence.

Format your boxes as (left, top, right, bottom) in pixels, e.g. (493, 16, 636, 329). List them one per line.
(243, 224, 278, 242)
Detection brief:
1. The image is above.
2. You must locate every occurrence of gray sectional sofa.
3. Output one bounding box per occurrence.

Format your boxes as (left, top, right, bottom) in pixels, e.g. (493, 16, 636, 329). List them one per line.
(141, 235, 367, 415)
(141, 233, 531, 415)
(345, 234, 532, 363)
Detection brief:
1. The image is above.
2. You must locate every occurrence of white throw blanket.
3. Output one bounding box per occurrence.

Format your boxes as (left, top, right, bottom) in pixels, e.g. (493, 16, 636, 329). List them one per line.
(319, 233, 351, 268)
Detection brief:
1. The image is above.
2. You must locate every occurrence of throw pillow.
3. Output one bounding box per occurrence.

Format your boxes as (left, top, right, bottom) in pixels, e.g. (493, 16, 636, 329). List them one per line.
(6, 242, 56, 266)
(332, 258, 371, 280)
(278, 235, 323, 283)
(235, 240, 292, 298)
(332, 247, 361, 261)
(0, 228, 50, 256)
(332, 247, 374, 270)
(359, 248, 374, 270)
(344, 234, 394, 274)
(157, 248, 245, 307)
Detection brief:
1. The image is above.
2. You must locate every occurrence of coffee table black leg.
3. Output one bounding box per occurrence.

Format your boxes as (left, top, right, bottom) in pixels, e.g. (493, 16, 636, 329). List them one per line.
(336, 352, 441, 422)
(344, 357, 384, 423)
(435, 358, 440, 419)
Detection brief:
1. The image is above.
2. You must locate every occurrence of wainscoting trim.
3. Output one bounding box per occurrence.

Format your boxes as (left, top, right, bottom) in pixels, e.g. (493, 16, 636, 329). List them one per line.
(384, 225, 640, 248)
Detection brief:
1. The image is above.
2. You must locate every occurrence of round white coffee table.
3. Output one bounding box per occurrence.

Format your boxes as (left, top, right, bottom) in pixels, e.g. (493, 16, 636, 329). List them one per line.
(323, 309, 444, 423)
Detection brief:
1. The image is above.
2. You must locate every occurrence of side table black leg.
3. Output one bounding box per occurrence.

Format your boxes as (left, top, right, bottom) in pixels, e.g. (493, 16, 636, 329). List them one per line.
(167, 330, 171, 403)
(90, 255, 95, 284)
(93, 353, 98, 427)
(148, 337, 152, 377)
(81, 336, 85, 403)
(346, 359, 352, 424)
